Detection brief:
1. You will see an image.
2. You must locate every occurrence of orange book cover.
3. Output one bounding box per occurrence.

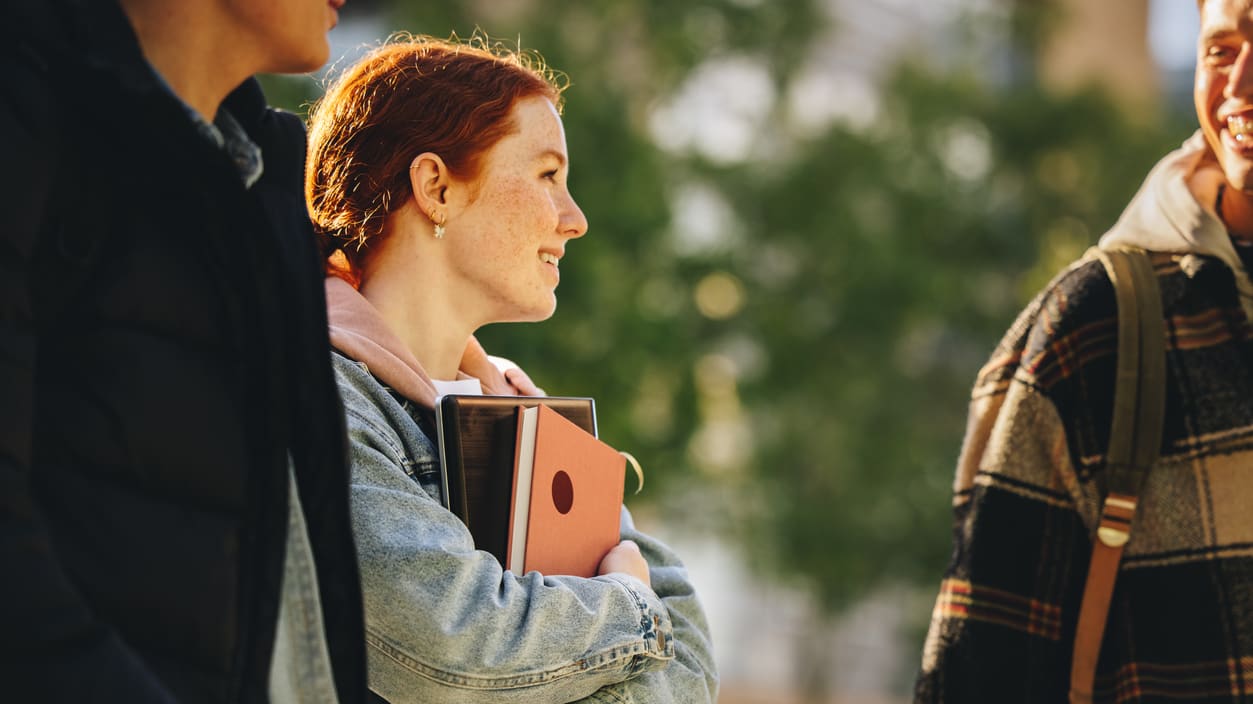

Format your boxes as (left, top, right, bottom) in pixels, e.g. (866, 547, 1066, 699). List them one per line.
(507, 403, 625, 577)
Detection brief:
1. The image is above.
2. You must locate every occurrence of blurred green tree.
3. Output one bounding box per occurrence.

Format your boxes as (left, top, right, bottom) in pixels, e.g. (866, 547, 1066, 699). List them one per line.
(728, 66, 1191, 610)
(262, 0, 1193, 620)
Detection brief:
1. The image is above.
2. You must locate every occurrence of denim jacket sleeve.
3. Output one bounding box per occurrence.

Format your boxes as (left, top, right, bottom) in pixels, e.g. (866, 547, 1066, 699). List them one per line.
(577, 510, 719, 704)
(336, 355, 714, 703)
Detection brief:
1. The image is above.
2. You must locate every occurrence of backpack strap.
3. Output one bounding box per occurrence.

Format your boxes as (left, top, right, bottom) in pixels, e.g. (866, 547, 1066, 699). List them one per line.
(1069, 247, 1166, 704)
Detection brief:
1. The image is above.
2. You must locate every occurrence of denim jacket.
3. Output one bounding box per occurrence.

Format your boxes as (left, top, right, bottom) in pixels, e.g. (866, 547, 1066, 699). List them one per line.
(333, 352, 718, 703)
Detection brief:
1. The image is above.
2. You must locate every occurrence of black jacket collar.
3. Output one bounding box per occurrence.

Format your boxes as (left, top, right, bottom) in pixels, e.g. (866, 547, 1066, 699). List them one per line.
(66, 0, 286, 161)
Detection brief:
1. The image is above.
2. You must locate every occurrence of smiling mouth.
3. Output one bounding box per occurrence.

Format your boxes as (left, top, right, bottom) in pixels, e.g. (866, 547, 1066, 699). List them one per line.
(1229, 114, 1253, 142)
(539, 252, 560, 268)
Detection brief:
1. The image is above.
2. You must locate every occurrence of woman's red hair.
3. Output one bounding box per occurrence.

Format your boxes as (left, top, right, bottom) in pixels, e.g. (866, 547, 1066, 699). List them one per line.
(306, 35, 567, 285)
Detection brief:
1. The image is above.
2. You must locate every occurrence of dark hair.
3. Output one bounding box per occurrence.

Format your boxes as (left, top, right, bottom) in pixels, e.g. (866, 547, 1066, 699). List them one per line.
(306, 34, 567, 284)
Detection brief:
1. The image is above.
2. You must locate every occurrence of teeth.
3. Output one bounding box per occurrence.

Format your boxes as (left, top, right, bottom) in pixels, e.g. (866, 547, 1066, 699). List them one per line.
(539, 252, 559, 267)
(1230, 115, 1253, 140)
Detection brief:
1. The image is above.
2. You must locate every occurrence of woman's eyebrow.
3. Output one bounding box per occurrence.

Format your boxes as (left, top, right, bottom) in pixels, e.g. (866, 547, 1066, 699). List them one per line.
(535, 148, 567, 166)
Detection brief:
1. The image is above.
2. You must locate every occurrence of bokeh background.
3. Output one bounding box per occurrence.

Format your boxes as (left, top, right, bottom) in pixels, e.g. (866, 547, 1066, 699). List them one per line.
(263, 1, 1200, 701)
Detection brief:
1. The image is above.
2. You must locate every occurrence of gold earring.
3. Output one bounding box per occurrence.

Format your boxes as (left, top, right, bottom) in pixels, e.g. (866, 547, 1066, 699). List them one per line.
(432, 212, 446, 239)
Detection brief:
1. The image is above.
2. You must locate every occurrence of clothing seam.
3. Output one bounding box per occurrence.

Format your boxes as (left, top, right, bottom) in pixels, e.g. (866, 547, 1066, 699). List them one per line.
(599, 573, 676, 669)
(364, 627, 653, 690)
(338, 358, 426, 478)
(587, 688, 631, 704)
(343, 403, 411, 471)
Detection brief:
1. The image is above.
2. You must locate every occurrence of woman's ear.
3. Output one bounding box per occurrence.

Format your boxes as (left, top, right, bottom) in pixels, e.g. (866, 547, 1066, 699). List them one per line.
(408, 152, 449, 221)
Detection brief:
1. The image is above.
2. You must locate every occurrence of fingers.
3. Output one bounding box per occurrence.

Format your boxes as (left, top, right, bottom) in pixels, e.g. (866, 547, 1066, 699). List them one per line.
(503, 367, 546, 397)
(598, 540, 650, 588)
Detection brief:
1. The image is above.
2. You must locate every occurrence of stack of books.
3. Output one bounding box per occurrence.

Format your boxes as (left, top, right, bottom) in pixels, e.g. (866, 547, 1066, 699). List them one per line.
(435, 396, 626, 578)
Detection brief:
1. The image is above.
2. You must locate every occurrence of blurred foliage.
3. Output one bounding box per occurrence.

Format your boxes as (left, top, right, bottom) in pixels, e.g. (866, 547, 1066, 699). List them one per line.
(730, 68, 1190, 608)
(263, 0, 1194, 612)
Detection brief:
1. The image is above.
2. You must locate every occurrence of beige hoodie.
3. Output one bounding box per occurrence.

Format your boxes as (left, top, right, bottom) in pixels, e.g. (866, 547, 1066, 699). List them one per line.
(1099, 130, 1253, 321)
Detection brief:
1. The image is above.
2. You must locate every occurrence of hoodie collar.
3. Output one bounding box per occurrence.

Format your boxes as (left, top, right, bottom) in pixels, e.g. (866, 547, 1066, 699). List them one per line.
(1099, 130, 1253, 320)
(325, 277, 520, 409)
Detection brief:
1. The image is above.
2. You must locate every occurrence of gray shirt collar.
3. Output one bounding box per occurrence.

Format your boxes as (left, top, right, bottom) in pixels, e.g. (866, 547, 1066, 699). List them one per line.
(202, 109, 265, 190)
(147, 64, 265, 189)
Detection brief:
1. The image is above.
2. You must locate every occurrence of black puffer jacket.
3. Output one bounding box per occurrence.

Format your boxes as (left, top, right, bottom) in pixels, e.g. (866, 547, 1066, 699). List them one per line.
(0, 1, 366, 702)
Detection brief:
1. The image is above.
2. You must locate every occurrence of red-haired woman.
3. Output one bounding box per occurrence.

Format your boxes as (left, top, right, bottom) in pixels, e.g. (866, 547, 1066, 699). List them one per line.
(306, 37, 717, 703)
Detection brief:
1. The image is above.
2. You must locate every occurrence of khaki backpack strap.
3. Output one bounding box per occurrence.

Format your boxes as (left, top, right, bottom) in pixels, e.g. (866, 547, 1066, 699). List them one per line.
(1069, 248, 1166, 704)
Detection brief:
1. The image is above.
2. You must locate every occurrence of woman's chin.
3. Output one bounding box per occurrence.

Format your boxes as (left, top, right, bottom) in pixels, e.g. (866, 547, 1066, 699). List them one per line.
(497, 300, 557, 324)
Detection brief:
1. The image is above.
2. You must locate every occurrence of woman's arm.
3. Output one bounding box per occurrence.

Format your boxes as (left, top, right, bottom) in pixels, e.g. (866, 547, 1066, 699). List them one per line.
(345, 405, 676, 704)
(578, 509, 719, 704)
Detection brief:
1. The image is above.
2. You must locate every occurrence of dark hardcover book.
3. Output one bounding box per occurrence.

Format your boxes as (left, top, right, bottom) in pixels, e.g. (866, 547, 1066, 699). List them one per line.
(435, 395, 596, 564)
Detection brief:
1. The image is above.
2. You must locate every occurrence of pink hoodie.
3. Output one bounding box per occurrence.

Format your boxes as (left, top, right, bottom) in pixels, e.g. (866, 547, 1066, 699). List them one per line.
(324, 276, 537, 409)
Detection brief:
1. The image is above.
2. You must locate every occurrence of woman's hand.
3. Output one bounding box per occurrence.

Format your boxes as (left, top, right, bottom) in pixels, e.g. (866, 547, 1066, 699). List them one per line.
(597, 539, 651, 588)
(503, 366, 545, 396)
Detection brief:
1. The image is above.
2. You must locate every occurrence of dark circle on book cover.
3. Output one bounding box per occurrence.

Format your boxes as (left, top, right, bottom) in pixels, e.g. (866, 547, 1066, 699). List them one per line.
(552, 470, 574, 514)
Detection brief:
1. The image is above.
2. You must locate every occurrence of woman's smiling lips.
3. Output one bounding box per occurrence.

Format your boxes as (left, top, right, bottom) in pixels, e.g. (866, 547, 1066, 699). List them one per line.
(539, 250, 562, 280)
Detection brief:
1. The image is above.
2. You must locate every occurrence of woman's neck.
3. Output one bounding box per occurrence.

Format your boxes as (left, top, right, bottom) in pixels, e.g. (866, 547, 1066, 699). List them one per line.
(361, 283, 472, 381)
(357, 223, 483, 381)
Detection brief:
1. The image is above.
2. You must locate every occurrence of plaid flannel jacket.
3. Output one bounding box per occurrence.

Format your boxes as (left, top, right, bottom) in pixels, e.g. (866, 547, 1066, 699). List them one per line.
(916, 248, 1253, 703)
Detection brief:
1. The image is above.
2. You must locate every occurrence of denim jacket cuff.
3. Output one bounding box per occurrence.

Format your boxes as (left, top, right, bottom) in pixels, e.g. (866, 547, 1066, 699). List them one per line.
(598, 573, 677, 666)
